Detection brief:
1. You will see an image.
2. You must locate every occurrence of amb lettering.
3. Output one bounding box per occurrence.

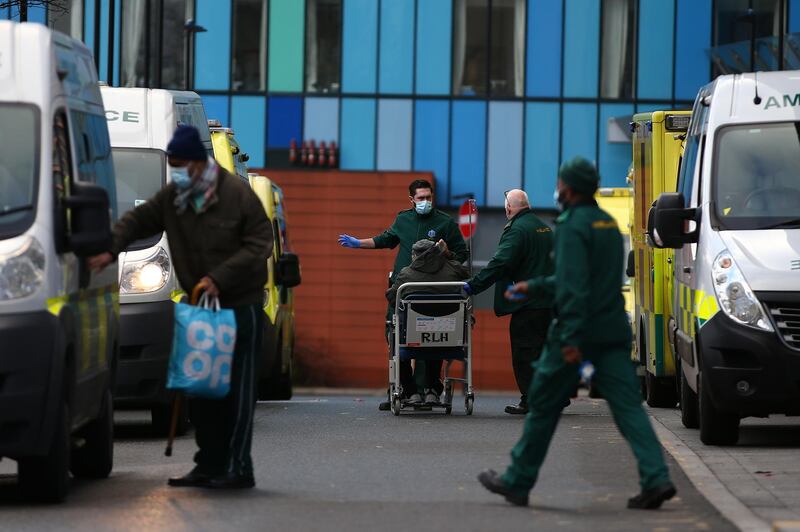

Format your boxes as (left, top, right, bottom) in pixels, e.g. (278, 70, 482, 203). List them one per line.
(764, 93, 800, 110)
(421, 332, 449, 343)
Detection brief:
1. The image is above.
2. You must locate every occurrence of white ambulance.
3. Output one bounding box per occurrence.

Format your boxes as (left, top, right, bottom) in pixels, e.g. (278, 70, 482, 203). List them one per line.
(651, 70, 800, 445)
(100, 86, 210, 434)
(0, 22, 118, 501)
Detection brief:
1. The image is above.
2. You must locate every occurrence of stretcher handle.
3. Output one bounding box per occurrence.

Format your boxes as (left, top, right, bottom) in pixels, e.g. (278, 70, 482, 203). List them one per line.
(394, 281, 470, 315)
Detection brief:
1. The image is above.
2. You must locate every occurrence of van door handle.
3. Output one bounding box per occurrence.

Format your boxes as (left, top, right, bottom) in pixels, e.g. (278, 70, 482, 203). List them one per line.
(683, 266, 692, 274)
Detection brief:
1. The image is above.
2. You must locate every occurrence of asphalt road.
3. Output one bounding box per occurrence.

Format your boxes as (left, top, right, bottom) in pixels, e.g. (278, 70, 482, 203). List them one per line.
(0, 393, 734, 532)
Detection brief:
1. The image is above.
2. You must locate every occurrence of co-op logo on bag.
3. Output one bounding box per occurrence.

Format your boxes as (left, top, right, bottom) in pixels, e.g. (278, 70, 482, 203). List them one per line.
(183, 320, 236, 389)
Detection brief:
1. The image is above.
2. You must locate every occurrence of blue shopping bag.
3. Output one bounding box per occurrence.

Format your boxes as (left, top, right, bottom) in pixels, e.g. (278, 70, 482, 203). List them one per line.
(167, 293, 237, 398)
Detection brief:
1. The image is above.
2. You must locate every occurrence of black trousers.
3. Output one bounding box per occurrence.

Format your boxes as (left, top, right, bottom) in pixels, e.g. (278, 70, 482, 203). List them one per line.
(400, 359, 444, 396)
(509, 308, 552, 404)
(190, 303, 263, 477)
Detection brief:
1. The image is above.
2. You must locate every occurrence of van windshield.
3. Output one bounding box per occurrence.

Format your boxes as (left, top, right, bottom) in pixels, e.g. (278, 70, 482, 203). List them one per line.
(0, 105, 38, 234)
(714, 122, 800, 230)
(112, 148, 165, 216)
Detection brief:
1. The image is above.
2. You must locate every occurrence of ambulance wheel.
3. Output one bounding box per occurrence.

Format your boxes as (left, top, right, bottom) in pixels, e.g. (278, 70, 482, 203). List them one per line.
(645, 372, 678, 408)
(71, 389, 113, 479)
(680, 366, 699, 429)
(151, 400, 189, 437)
(18, 403, 71, 503)
(465, 394, 474, 416)
(699, 372, 739, 445)
(391, 396, 401, 416)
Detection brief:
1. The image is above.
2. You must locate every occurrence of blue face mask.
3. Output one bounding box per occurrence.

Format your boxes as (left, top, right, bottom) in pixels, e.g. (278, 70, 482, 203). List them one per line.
(170, 166, 191, 189)
(415, 200, 433, 215)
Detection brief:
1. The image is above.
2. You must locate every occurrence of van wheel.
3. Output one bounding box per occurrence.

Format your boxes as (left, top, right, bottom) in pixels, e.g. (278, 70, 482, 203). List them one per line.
(645, 372, 678, 408)
(699, 372, 739, 445)
(151, 400, 189, 437)
(71, 389, 113, 479)
(18, 404, 71, 503)
(680, 366, 699, 429)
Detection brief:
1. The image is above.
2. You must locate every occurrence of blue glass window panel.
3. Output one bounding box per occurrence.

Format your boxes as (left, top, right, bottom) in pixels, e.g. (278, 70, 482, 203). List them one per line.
(675, 0, 711, 101)
(486, 102, 523, 207)
(377, 99, 412, 170)
(340, 98, 376, 170)
(201, 95, 230, 128)
(792, 0, 800, 32)
(342, 0, 378, 93)
(379, 0, 413, 94)
(636, 102, 666, 113)
(416, 0, 451, 95)
(413, 100, 450, 197)
(27, 4, 46, 23)
(0, 7, 8, 19)
(450, 101, 486, 206)
(527, 0, 562, 97)
(84, 0, 95, 55)
(268, 96, 303, 149)
(231, 96, 266, 168)
(524, 103, 560, 209)
(195, 0, 232, 91)
(561, 103, 597, 166)
(113, 0, 121, 86)
(599, 103, 633, 189)
(304, 98, 339, 144)
(98, 0, 110, 82)
(563, 0, 599, 98)
(638, 0, 675, 100)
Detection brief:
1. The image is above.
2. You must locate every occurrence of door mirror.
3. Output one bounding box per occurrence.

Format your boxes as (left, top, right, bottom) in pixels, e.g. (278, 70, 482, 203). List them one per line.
(275, 252, 301, 288)
(65, 182, 112, 257)
(650, 192, 699, 249)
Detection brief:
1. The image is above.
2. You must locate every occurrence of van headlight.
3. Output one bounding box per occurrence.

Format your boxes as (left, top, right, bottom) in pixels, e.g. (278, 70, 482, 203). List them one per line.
(120, 247, 170, 294)
(0, 237, 46, 301)
(712, 250, 772, 332)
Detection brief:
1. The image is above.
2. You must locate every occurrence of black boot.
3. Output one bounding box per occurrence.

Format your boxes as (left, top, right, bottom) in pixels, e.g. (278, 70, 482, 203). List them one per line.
(168, 466, 213, 487)
(477, 469, 528, 506)
(627, 482, 677, 509)
(504, 398, 528, 415)
(206, 472, 256, 489)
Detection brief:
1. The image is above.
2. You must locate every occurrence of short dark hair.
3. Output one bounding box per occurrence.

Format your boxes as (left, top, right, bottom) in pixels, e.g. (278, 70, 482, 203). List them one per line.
(409, 179, 433, 197)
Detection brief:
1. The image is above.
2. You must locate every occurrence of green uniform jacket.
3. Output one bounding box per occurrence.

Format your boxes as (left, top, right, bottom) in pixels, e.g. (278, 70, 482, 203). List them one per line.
(110, 167, 274, 308)
(372, 208, 467, 282)
(529, 201, 631, 349)
(468, 208, 554, 316)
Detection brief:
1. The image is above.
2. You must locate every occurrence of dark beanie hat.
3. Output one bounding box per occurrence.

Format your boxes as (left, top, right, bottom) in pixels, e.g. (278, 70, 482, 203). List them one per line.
(167, 125, 207, 161)
(558, 156, 600, 195)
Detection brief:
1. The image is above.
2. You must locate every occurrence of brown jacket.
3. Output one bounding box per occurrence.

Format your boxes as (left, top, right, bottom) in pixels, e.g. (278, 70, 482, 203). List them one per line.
(110, 167, 273, 308)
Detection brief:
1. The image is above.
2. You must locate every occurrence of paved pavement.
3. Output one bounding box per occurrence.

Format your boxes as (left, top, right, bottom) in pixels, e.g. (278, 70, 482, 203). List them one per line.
(649, 405, 800, 531)
(0, 393, 732, 531)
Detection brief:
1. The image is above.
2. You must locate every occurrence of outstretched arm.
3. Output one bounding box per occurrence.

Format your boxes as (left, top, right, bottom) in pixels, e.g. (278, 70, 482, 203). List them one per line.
(338, 235, 376, 249)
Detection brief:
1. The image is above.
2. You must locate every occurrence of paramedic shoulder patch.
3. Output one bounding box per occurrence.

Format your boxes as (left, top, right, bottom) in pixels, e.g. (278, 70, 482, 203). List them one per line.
(592, 220, 618, 230)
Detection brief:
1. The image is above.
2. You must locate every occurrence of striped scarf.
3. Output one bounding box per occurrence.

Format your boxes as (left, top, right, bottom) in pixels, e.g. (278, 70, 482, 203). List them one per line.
(174, 157, 219, 214)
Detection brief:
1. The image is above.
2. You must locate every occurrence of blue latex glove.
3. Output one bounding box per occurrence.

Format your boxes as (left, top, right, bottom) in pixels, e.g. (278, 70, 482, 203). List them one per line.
(463, 283, 473, 295)
(338, 234, 360, 248)
(506, 283, 527, 301)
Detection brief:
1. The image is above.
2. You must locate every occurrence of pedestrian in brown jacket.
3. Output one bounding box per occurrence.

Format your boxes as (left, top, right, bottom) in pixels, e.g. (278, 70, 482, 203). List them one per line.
(88, 125, 273, 489)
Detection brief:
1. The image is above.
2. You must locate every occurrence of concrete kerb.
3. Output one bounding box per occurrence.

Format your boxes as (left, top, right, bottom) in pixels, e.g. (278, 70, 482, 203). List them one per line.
(649, 414, 771, 532)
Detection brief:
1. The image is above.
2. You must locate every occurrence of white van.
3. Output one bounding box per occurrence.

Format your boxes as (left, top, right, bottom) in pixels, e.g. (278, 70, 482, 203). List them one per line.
(0, 22, 118, 501)
(100, 86, 210, 434)
(651, 70, 800, 445)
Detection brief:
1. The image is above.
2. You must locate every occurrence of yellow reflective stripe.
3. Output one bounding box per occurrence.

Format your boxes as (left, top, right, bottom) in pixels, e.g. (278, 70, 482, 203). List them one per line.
(78, 296, 91, 370)
(171, 289, 186, 303)
(47, 295, 68, 316)
(97, 291, 108, 367)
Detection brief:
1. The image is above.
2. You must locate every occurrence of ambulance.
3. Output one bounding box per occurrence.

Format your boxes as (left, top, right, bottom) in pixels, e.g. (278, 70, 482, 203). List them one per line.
(651, 71, 800, 445)
(0, 22, 118, 501)
(100, 86, 210, 434)
(630, 110, 691, 408)
(209, 119, 249, 181)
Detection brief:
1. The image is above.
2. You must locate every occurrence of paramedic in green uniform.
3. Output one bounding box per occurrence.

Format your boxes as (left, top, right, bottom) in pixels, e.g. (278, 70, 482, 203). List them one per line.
(464, 189, 554, 415)
(477, 157, 676, 510)
(338, 179, 468, 407)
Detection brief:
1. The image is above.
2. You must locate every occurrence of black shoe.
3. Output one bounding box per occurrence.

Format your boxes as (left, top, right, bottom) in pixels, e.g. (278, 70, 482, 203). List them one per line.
(627, 482, 677, 509)
(205, 472, 256, 490)
(504, 403, 528, 415)
(168, 467, 212, 487)
(477, 469, 528, 507)
(378, 401, 391, 411)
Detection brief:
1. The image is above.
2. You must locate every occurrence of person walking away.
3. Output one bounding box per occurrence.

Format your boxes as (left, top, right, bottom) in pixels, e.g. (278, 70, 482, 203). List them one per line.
(477, 157, 676, 509)
(386, 239, 469, 405)
(88, 125, 273, 489)
(464, 190, 554, 415)
(338, 179, 467, 408)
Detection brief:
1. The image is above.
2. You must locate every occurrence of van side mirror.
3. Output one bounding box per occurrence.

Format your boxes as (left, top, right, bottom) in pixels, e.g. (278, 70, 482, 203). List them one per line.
(275, 253, 301, 288)
(65, 182, 113, 257)
(649, 192, 699, 249)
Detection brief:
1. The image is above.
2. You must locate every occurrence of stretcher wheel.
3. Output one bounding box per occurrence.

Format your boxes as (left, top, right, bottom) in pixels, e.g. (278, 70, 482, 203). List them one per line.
(445, 405, 452, 415)
(465, 394, 474, 416)
(391, 396, 401, 416)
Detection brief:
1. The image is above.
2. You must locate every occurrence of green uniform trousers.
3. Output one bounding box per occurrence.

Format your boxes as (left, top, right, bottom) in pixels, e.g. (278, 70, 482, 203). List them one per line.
(501, 334, 670, 495)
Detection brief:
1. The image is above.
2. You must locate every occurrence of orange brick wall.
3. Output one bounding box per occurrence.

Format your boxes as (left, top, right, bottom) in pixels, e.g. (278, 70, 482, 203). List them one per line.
(265, 170, 517, 390)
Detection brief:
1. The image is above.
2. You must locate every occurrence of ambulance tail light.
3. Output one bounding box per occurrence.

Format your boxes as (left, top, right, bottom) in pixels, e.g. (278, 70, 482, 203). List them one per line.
(712, 250, 772, 332)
